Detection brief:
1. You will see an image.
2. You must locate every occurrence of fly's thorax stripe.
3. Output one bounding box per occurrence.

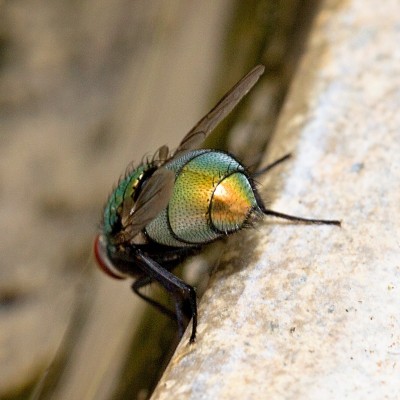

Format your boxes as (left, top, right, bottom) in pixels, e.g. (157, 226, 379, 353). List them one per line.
(144, 150, 212, 247)
(145, 208, 191, 247)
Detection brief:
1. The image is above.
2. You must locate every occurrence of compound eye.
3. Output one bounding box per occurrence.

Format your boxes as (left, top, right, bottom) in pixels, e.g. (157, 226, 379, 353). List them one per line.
(93, 234, 127, 280)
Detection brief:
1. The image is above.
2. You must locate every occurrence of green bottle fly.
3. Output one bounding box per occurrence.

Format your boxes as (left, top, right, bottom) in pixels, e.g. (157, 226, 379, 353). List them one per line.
(94, 65, 340, 343)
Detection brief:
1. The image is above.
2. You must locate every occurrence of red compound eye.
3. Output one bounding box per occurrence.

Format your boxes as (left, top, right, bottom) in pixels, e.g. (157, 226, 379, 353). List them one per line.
(94, 234, 126, 280)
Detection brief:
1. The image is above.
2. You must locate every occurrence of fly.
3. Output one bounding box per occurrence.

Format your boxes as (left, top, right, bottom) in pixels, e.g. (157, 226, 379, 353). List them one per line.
(94, 65, 340, 343)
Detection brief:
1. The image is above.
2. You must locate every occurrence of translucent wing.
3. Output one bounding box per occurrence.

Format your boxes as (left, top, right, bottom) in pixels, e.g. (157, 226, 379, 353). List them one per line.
(173, 64, 265, 157)
(121, 167, 175, 238)
(153, 144, 169, 163)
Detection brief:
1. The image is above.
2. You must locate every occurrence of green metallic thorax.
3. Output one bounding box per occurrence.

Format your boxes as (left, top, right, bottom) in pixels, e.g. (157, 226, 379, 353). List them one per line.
(103, 163, 149, 237)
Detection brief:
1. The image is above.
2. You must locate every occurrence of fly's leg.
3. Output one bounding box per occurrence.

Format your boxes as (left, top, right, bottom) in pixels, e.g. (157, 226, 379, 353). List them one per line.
(254, 153, 292, 176)
(173, 296, 191, 339)
(261, 208, 341, 226)
(255, 153, 341, 226)
(131, 277, 177, 321)
(136, 250, 198, 343)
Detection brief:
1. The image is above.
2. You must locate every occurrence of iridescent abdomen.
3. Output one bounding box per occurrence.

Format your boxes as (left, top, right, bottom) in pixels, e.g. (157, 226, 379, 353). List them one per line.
(145, 150, 260, 247)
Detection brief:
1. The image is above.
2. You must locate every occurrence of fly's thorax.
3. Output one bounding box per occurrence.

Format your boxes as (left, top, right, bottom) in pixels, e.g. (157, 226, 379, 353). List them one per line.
(145, 150, 261, 247)
(103, 163, 150, 238)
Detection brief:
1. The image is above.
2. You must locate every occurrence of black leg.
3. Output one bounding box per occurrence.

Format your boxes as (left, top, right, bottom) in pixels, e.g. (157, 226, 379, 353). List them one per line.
(254, 153, 292, 176)
(131, 277, 177, 321)
(136, 250, 198, 343)
(253, 153, 341, 226)
(173, 297, 189, 339)
(262, 208, 341, 226)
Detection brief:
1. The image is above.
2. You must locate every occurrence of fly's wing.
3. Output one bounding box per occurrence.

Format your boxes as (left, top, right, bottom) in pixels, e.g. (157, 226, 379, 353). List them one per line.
(121, 168, 175, 238)
(152, 144, 169, 163)
(173, 64, 265, 157)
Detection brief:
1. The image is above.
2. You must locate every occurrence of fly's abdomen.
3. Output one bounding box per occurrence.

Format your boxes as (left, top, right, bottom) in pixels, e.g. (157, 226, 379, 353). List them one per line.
(210, 171, 256, 233)
(145, 150, 259, 247)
